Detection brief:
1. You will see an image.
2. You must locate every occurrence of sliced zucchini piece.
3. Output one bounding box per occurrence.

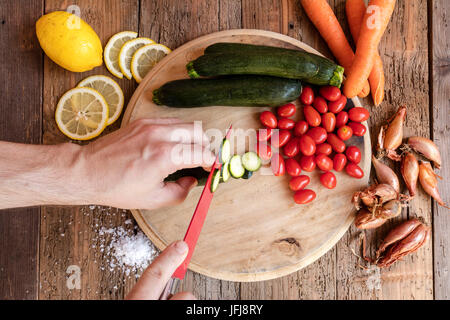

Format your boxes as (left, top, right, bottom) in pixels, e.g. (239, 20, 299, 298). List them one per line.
(242, 170, 253, 179)
(221, 160, 231, 182)
(242, 151, 262, 172)
(220, 138, 231, 163)
(211, 169, 221, 193)
(229, 155, 245, 178)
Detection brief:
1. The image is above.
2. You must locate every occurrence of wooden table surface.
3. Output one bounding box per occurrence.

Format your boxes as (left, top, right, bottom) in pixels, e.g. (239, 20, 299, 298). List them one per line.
(0, 0, 448, 300)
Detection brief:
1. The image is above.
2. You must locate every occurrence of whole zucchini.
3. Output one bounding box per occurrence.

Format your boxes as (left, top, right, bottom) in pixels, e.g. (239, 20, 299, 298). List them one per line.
(152, 75, 302, 107)
(188, 43, 344, 87)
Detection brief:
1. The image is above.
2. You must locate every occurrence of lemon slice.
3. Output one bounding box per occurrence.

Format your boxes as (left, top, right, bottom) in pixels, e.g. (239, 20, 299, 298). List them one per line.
(55, 87, 109, 141)
(118, 37, 155, 80)
(131, 44, 171, 83)
(104, 31, 138, 78)
(77, 75, 124, 125)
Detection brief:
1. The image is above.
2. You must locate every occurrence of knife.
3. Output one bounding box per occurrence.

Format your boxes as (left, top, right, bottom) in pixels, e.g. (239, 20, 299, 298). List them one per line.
(159, 125, 233, 300)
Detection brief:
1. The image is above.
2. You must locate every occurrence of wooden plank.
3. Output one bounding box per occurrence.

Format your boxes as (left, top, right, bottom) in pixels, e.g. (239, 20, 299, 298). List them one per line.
(430, 0, 450, 300)
(336, 0, 433, 299)
(0, 0, 43, 299)
(39, 0, 139, 299)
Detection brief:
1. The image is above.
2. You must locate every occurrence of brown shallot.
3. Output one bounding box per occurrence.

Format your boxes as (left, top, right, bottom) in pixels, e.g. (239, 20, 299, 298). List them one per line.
(376, 220, 430, 268)
(354, 208, 387, 230)
(401, 152, 419, 198)
(418, 161, 449, 208)
(352, 183, 398, 210)
(373, 199, 402, 219)
(376, 218, 422, 257)
(371, 155, 400, 193)
(406, 136, 442, 169)
(377, 106, 407, 161)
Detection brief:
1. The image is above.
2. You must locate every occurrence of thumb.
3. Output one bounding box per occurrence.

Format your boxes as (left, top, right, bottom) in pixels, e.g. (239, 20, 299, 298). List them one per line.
(158, 176, 198, 206)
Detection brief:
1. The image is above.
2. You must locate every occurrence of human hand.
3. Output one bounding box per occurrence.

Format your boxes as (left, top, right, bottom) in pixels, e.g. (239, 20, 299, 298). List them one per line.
(79, 118, 215, 209)
(126, 240, 196, 300)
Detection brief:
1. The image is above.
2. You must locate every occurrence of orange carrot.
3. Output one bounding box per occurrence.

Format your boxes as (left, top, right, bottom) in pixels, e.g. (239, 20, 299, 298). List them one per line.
(300, 0, 370, 96)
(346, 0, 385, 105)
(343, 0, 396, 98)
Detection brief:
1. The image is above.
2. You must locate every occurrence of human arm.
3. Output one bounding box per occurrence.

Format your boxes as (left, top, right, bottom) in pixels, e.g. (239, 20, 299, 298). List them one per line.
(0, 118, 215, 210)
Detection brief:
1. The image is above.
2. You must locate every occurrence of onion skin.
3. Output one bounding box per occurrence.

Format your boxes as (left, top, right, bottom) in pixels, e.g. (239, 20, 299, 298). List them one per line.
(383, 106, 407, 160)
(377, 222, 430, 268)
(401, 152, 419, 197)
(418, 161, 449, 208)
(372, 155, 400, 192)
(407, 136, 441, 169)
(354, 209, 387, 229)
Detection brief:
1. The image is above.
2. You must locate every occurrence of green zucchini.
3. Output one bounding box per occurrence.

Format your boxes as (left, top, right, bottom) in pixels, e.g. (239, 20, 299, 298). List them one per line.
(221, 161, 231, 182)
(220, 138, 231, 163)
(204, 42, 306, 55)
(188, 43, 344, 87)
(242, 170, 253, 180)
(211, 169, 221, 192)
(229, 155, 245, 178)
(164, 167, 209, 186)
(153, 76, 302, 108)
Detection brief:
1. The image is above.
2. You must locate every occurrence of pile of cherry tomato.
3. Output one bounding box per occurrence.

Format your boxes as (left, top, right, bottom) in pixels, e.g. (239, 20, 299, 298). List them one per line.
(257, 85, 369, 205)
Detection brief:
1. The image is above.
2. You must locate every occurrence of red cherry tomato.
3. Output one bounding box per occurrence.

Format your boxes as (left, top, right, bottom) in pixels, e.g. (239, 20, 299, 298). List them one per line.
(299, 155, 316, 172)
(345, 146, 362, 164)
(299, 135, 316, 156)
(316, 143, 332, 156)
(345, 163, 364, 179)
(312, 96, 328, 114)
(257, 128, 273, 141)
(319, 86, 341, 102)
(278, 117, 296, 130)
(289, 175, 310, 191)
(294, 189, 316, 204)
(347, 121, 367, 136)
(321, 112, 336, 133)
(306, 127, 327, 144)
(328, 95, 347, 113)
(294, 120, 309, 136)
(260, 111, 277, 128)
(285, 158, 302, 176)
(320, 171, 337, 189)
(256, 142, 272, 161)
(327, 133, 346, 153)
(315, 153, 333, 171)
(336, 111, 349, 128)
(271, 153, 285, 176)
(333, 153, 347, 172)
(300, 86, 314, 105)
(348, 107, 370, 122)
(277, 103, 296, 118)
(303, 106, 321, 127)
(337, 125, 353, 141)
(283, 137, 300, 157)
(271, 129, 291, 148)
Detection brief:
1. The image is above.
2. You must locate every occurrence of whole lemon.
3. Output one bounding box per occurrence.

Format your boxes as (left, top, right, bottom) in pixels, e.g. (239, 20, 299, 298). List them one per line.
(36, 11, 103, 72)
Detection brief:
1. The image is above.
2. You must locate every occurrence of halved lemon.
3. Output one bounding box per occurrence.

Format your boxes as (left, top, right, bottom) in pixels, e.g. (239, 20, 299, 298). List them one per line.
(104, 31, 138, 78)
(77, 75, 124, 125)
(131, 44, 171, 83)
(118, 37, 155, 80)
(55, 87, 109, 141)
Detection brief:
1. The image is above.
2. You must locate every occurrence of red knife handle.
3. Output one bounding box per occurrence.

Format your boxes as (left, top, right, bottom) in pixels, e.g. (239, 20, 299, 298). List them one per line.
(172, 163, 218, 279)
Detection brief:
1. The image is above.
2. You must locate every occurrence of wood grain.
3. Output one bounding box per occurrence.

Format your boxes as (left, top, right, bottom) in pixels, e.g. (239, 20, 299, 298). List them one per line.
(0, 0, 43, 300)
(39, 0, 140, 299)
(430, 0, 450, 300)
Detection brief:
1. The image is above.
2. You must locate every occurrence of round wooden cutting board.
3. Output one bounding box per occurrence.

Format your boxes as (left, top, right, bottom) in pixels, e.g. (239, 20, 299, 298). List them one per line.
(121, 29, 371, 282)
